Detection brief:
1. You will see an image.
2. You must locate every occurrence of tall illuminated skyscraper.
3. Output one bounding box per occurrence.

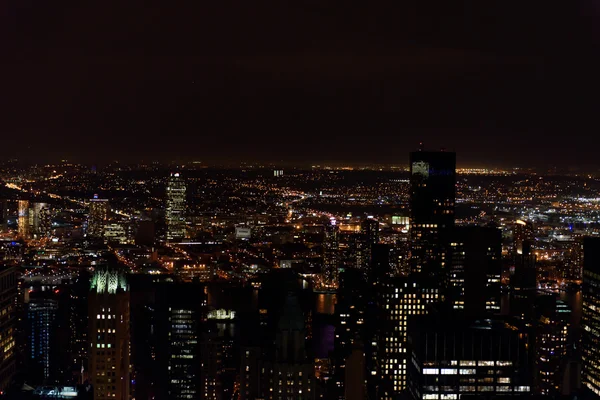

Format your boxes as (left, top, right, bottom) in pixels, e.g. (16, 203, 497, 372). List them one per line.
(323, 218, 340, 289)
(377, 277, 441, 399)
(534, 296, 570, 395)
(514, 219, 535, 255)
(88, 196, 109, 239)
(166, 173, 187, 242)
(409, 147, 456, 279)
(31, 202, 51, 239)
(88, 267, 130, 400)
(582, 237, 600, 397)
(18, 200, 30, 240)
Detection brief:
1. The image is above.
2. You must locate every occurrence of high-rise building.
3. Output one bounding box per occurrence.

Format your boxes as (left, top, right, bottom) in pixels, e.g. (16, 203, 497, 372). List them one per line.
(0, 266, 17, 392)
(534, 296, 570, 395)
(322, 218, 340, 289)
(27, 291, 58, 381)
(582, 237, 600, 397)
(358, 217, 379, 277)
(406, 313, 533, 400)
(262, 293, 316, 399)
(88, 196, 109, 239)
(30, 202, 51, 239)
(345, 342, 366, 400)
(200, 326, 236, 400)
(448, 225, 502, 316)
(332, 268, 369, 399)
(511, 241, 537, 320)
(240, 346, 262, 400)
(513, 219, 535, 255)
(377, 277, 441, 399)
(18, 200, 30, 240)
(88, 267, 130, 400)
(409, 147, 456, 280)
(155, 282, 205, 400)
(166, 173, 187, 242)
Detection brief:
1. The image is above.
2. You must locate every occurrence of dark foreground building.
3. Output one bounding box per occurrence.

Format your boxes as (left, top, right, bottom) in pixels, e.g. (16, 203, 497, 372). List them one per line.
(407, 312, 533, 400)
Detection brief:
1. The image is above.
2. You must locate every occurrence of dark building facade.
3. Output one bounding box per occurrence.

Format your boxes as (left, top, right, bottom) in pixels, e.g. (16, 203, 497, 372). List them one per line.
(582, 237, 600, 398)
(26, 291, 58, 382)
(407, 313, 533, 400)
(409, 149, 456, 280)
(0, 267, 16, 392)
(448, 225, 502, 316)
(154, 282, 205, 400)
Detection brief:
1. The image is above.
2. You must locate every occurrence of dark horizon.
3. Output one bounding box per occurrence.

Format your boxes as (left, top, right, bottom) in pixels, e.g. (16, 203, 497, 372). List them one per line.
(3, 0, 600, 167)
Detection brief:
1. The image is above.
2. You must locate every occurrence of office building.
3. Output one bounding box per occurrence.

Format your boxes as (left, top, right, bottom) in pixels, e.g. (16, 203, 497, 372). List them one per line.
(582, 237, 600, 397)
(103, 222, 131, 245)
(409, 147, 456, 280)
(345, 342, 366, 400)
(166, 173, 187, 242)
(18, 200, 30, 240)
(333, 268, 370, 399)
(262, 293, 316, 400)
(514, 219, 535, 255)
(357, 217, 379, 277)
(511, 241, 537, 319)
(448, 225, 502, 316)
(30, 202, 51, 239)
(88, 197, 109, 239)
(534, 296, 570, 395)
(27, 292, 58, 381)
(377, 277, 441, 398)
(0, 267, 16, 392)
(88, 267, 130, 400)
(322, 218, 340, 289)
(407, 313, 533, 400)
(240, 347, 262, 400)
(155, 283, 204, 400)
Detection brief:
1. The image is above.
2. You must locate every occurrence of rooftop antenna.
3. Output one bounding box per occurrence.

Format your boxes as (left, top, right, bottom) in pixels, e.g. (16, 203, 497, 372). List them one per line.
(419, 142, 424, 151)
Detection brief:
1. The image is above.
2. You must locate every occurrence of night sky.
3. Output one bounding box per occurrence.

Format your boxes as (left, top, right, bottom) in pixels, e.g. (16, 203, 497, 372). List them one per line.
(2, 0, 600, 167)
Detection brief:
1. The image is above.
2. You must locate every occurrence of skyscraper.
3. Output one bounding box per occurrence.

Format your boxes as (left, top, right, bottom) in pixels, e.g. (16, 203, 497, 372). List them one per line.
(534, 296, 570, 395)
(262, 293, 316, 399)
(0, 266, 17, 392)
(514, 219, 535, 255)
(18, 200, 30, 240)
(333, 268, 369, 399)
(448, 225, 502, 316)
(377, 277, 441, 398)
(582, 237, 600, 397)
(323, 218, 340, 289)
(88, 196, 109, 239)
(88, 267, 130, 400)
(406, 313, 533, 400)
(31, 202, 51, 239)
(345, 342, 366, 400)
(511, 240, 537, 319)
(155, 283, 204, 400)
(27, 291, 58, 381)
(358, 217, 379, 277)
(409, 147, 456, 280)
(166, 173, 187, 242)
